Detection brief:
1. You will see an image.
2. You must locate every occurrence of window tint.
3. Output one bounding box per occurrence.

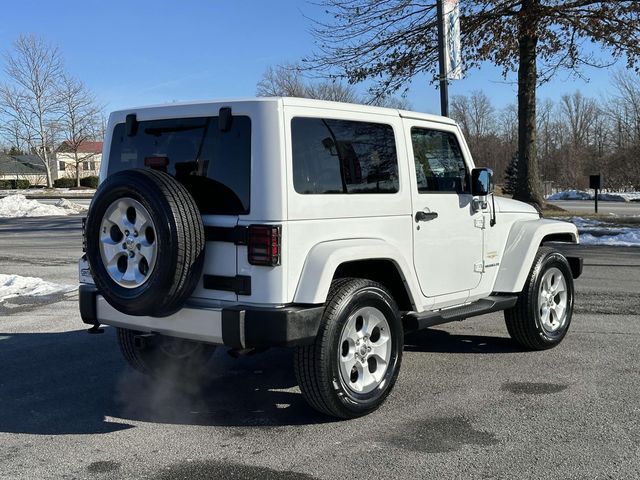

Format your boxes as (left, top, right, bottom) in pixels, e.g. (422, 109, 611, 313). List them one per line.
(411, 128, 469, 193)
(108, 116, 251, 214)
(292, 117, 398, 194)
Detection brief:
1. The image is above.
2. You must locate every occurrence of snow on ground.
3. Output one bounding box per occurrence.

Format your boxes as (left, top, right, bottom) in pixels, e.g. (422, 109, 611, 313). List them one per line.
(0, 274, 76, 305)
(0, 194, 87, 217)
(547, 190, 593, 201)
(547, 189, 640, 202)
(556, 216, 640, 247)
(0, 188, 95, 197)
(580, 231, 640, 247)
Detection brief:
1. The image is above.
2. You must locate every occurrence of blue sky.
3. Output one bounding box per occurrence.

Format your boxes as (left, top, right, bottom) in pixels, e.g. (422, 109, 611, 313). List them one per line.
(0, 0, 627, 115)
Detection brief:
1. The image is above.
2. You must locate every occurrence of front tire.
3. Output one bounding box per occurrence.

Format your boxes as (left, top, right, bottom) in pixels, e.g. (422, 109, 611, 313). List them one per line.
(294, 278, 403, 419)
(505, 247, 574, 350)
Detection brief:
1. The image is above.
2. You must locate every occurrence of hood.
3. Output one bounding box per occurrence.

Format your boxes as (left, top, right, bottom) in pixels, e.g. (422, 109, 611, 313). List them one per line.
(494, 196, 539, 215)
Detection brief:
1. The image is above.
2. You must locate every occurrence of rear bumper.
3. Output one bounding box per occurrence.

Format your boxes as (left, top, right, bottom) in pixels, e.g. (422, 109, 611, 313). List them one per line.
(79, 285, 324, 347)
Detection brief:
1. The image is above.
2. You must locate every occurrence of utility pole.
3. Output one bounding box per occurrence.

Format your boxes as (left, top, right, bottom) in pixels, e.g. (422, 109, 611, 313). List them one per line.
(436, 0, 449, 117)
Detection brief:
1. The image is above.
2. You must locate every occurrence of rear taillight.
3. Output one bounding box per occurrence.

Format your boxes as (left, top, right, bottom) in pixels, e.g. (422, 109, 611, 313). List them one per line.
(248, 225, 281, 266)
(144, 156, 169, 169)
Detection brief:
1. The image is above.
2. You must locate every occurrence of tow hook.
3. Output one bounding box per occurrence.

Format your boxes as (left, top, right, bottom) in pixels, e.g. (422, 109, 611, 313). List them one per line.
(227, 347, 268, 358)
(87, 324, 104, 334)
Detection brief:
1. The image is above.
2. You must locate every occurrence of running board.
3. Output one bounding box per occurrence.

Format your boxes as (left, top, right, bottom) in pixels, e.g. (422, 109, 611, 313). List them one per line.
(403, 295, 519, 332)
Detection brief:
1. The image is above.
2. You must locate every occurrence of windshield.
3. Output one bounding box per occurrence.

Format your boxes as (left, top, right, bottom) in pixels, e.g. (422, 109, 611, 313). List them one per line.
(108, 115, 251, 215)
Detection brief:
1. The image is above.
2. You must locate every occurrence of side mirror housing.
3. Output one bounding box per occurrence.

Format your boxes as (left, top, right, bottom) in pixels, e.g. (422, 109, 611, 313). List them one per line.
(471, 168, 494, 197)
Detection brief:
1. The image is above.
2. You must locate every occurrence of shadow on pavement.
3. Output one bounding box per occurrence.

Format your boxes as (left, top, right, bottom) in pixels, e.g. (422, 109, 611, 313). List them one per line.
(404, 327, 523, 354)
(0, 215, 82, 234)
(0, 327, 330, 435)
(0, 324, 525, 435)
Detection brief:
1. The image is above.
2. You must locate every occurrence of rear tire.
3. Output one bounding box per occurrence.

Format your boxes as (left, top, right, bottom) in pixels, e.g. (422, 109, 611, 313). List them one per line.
(294, 278, 403, 419)
(117, 328, 215, 382)
(505, 247, 574, 350)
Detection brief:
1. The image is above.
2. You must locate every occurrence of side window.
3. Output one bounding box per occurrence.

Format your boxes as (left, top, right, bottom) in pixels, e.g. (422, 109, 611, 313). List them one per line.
(292, 117, 398, 194)
(411, 128, 469, 193)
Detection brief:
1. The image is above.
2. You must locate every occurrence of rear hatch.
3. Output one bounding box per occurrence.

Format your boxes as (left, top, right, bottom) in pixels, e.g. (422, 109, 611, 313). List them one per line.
(106, 113, 251, 302)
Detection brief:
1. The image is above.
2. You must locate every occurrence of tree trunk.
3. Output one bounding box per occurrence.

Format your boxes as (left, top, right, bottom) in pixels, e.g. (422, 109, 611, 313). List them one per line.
(514, 2, 544, 207)
(42, 149, 53, 188)
(75, 152, 80, 187)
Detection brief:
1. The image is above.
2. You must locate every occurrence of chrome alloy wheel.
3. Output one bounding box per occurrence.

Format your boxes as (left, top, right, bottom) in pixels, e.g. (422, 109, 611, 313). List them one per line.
(338, 306, 392, 394)
(538, 267, 568, 334)
(99, 198, 158, 289)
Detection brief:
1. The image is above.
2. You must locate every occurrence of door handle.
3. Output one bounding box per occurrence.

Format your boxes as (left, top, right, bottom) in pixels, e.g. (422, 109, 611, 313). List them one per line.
(415, 210, 438, 222)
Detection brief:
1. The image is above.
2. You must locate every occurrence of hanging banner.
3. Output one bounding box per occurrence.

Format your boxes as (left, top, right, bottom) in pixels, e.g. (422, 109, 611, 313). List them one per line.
(444, 0, 462, 80)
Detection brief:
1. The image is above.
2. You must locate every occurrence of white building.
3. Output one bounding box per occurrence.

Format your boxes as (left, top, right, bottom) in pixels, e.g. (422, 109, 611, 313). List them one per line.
(56, 141, 103, 178)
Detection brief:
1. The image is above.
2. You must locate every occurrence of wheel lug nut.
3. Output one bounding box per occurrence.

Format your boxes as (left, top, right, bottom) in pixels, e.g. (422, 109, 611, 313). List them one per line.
(134, 231, 138, 237)
(125, 230, 130, 236)
(128, 251, 135, 258)
(122, 243, 127, 249)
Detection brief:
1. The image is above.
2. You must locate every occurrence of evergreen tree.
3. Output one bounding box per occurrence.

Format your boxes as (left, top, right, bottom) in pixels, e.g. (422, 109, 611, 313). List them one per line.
(503, 152, 519, 196)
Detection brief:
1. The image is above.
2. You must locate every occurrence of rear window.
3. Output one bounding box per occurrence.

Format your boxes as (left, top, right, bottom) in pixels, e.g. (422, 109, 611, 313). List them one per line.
(291, 117, 398, 194)
(108, 116, 251, 215)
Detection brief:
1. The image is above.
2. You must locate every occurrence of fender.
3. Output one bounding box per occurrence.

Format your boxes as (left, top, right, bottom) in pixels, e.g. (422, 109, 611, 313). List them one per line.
(293, 238, 421, 309)
(493, 219, 579, 293)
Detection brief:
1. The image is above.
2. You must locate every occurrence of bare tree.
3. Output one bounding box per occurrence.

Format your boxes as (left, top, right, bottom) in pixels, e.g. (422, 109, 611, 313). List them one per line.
(451, 90, 496, 139)
(560, 92, 598, 149)
(58, 75, 102, 186)
(256, 63, 309, 98)
(256, 62, 407, 106)
(0, 35, 64, 187)
(304, 1, 640, 207)
(257, 62, 358, 102)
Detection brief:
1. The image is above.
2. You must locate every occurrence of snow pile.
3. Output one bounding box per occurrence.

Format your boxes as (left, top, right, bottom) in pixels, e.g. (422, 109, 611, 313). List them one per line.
(547, 190, 593, 201)
(547, 190, 640, 202)
(54, 198, 87, 214)
(580, 231, 640, 247)
(617, 192, 640, 202)
(0, 274, 76, 305)
(558, 216, 640, 247)
(0, 194, 86, 217)
(598, 192, 628, 202)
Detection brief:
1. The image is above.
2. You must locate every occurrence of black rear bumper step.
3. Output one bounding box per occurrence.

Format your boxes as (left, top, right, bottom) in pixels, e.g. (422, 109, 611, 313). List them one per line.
(403, 295, 519, 332)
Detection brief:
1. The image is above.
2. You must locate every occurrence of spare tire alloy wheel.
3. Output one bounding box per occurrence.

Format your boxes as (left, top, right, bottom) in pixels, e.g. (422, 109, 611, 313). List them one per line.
(99, 198, 157, 288)
(85, 168, 205, 317)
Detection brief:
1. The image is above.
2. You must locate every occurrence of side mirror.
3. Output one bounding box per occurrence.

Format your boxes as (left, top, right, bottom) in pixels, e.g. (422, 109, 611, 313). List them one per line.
(471, 168, 494, 197)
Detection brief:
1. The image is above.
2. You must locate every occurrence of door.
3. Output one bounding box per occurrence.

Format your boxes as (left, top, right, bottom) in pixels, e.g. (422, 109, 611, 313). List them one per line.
(406, 122, 484, 298)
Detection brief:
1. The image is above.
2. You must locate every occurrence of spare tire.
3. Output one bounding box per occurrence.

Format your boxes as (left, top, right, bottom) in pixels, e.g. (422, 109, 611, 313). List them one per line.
(85, 168, 205, 317)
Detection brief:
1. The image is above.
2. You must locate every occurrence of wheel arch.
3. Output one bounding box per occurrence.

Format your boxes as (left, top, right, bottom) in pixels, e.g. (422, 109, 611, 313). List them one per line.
(292, 239, 420, 310)
(493, 219, 579, 293)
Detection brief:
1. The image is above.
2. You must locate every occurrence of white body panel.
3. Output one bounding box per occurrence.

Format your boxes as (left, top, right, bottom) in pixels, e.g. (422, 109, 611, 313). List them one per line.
(401, 118, 483, 299)
(293, 237, 420, 308)
(493, 218, 579, 293)
(86, 97, 579, 336)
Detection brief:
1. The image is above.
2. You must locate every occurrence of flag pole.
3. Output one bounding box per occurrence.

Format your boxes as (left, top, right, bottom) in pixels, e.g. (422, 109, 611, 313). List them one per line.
(436, 0, 449, 117)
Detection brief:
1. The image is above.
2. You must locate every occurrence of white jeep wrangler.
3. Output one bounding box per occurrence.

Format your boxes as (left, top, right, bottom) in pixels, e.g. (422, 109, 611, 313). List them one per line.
(79, 97, 582, 419)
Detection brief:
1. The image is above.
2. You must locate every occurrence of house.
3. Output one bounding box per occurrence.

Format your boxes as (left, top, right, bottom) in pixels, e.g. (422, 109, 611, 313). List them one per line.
(0, 154, 48, 186)
(56, 141, 103, 178)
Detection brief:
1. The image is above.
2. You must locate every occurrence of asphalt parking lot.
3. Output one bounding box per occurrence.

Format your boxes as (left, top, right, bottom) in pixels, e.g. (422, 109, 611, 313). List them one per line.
(1, 215, 639, 479)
